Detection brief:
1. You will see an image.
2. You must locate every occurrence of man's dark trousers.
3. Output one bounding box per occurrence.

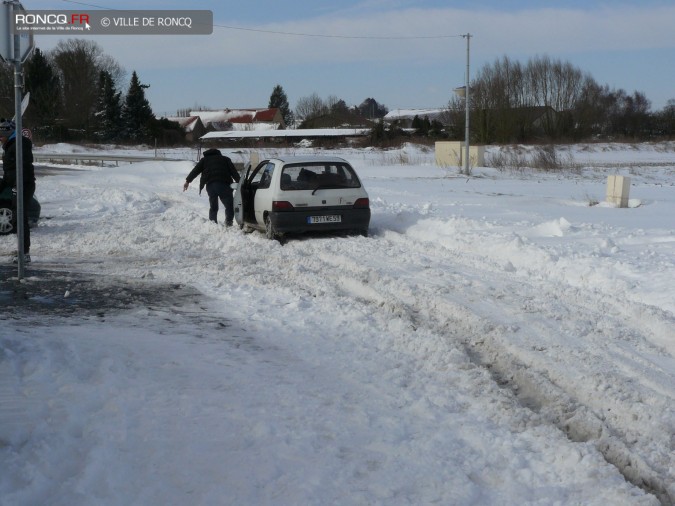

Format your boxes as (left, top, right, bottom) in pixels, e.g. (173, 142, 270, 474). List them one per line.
(206, 180, 234, 224)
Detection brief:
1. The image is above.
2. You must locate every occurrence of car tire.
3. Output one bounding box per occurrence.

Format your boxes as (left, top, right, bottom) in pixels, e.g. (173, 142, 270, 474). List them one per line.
(264, 215, 276, 240)
(264, 215, 284, 242)
(0, 199, 16, 235)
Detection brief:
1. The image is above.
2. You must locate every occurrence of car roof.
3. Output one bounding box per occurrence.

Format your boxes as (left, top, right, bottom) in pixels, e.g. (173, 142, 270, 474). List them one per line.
(267, 155, 349, 164)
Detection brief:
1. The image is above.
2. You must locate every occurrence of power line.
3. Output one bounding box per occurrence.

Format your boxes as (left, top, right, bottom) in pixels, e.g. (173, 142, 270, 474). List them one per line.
(61, 0, 464, 40)
(211, 23, 462, 40)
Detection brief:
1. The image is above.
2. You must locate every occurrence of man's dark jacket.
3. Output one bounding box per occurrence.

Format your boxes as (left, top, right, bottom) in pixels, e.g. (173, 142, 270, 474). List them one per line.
(186, 148, 240, 194)
(0, 135, 35, 192)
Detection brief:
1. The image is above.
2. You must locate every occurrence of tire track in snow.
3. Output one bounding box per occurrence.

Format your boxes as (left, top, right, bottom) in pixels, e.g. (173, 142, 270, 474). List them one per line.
(262, 231, 674, 505)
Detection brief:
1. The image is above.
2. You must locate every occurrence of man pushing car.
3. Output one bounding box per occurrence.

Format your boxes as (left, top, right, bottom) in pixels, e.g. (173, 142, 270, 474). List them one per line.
(183, 148, 240, 226)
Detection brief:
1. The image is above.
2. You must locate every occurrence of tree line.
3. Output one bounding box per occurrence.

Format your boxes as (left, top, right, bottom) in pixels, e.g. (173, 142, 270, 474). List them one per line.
(5, 40, 673, 146)
(0, 39, 182, 144)
(445, 55, 675, 144)
(281, 54, 674, 145)
(292, 93, 387, 128)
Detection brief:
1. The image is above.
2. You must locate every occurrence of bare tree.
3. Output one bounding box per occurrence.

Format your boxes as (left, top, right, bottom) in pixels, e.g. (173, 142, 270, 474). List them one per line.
(470, 55, 599, 142)
(527, 56, 586, 137)
(50, 39, 124, 137)
(295, 93, 326, 121)
(325, 95, 341, 113)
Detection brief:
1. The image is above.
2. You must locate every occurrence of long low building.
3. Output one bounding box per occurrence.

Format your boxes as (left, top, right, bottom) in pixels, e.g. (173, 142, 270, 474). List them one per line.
(200, 128, 370, 141)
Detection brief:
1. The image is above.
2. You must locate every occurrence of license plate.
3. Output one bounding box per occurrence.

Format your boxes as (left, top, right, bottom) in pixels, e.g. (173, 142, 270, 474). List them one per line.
(308, 215, 341, 224)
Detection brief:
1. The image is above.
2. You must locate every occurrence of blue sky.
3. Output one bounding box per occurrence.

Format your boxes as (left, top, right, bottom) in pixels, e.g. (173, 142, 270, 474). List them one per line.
(24, 0, 675, 116)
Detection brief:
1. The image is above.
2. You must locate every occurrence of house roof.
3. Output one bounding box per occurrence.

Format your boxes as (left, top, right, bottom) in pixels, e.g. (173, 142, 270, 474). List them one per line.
(190, 108, 281, 126)
(164, 116, 203, 132)
(201, 128, 369, 141)
(384, 108, 449, 121)
(228, 122, 279, 132)
(252, 109, 279, 122)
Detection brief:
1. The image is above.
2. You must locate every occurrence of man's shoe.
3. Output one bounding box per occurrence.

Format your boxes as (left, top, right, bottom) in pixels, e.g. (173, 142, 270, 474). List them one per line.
(225, 222, 233, 227)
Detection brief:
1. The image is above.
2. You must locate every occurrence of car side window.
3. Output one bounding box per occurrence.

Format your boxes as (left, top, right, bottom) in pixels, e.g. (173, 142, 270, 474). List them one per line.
(247, 161, 266, 185)
(255, 162, 275, 188)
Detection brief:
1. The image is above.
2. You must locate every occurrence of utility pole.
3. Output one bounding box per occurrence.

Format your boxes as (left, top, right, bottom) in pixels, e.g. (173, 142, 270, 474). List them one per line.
(13, 19, 25, 278)
(462, 33, 471, 176)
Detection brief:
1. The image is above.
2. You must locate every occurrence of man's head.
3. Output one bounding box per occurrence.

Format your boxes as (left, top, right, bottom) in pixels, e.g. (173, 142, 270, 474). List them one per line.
(0, 119, 15, 142)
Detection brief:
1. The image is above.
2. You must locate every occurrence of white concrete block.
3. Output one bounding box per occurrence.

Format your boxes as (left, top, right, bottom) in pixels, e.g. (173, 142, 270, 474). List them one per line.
(435, 142, 485, 167)
(435, 141, 462, 167)
(606, 175, 630, 208)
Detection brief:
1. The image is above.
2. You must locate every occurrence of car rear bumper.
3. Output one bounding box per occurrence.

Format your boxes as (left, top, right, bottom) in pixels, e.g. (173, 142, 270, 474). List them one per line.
(270, 207, 370, 234)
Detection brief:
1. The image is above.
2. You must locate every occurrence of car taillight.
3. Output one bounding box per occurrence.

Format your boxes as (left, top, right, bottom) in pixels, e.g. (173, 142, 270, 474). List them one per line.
(272, 200, 294, 211)
(353, 198, 369, 209)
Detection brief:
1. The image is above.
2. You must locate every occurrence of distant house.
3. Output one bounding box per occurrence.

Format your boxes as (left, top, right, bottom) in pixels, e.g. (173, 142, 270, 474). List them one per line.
(164, 116, 206, 142)
(384, 108, 451, 128)
(190, 108, 285, 132)
(514, 106, 558, 131)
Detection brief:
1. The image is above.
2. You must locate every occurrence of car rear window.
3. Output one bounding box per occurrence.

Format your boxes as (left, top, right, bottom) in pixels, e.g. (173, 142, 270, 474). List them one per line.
(280, 162, 361, 191)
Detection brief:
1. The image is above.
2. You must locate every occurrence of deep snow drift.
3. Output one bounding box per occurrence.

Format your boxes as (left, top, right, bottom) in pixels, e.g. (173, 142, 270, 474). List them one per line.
(1, 141, 674, 505)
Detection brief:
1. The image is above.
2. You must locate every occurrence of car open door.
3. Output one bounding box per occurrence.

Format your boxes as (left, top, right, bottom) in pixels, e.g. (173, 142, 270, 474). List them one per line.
(236, 160, 267, 228)
(253, 162, 277, 226)
(232, 162, 250, 228)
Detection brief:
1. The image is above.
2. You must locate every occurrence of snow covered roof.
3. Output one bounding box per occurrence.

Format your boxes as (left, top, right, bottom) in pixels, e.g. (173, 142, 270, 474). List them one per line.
(190, 108, 282, 126)
(164, 116, 202, 132)
(384, 108, 449, 121)
(228, 123, 279, 132)
(200, 128, 369, 140)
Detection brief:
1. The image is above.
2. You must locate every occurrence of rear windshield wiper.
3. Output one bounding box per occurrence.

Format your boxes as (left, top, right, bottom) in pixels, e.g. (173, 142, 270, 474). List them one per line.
(312, 185, 330, 195)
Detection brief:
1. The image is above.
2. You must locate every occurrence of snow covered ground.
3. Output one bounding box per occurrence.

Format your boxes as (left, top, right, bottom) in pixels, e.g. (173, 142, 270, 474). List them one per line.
(1, 141, 674, 505)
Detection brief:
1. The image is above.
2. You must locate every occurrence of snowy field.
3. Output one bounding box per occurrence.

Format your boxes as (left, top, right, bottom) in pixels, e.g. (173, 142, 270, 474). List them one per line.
(1, 141, 674, 505)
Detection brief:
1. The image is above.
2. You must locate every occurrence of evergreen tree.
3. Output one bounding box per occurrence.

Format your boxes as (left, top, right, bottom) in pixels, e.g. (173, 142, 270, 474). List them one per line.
(411, 115, 422, 132)
(268, 84, 294, 128)
(369, 119, 387, 143)
(121, 71, 155, 142)
(94, 70, 122, 142)
(430, 119, 445, 137)
(358, 98, 388, 119)
(0, 61, 13, 119)
(23, 48, 62, 133)
(331, 99, 349, 115)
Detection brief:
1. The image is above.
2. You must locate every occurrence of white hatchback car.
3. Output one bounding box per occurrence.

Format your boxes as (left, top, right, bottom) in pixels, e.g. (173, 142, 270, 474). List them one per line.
(232, 155, 370, 240)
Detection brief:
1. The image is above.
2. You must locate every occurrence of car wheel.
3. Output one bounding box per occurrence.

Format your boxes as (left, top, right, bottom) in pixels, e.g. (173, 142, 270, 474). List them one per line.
(0, 199, 15, 235)
(264, 215, 276, 240)
(264, 215, 285, 242)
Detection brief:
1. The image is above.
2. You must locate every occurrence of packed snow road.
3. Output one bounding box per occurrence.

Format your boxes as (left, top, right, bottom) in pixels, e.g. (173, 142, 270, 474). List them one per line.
(1, 144, 674, 505)
(209, 206, 675, 503)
